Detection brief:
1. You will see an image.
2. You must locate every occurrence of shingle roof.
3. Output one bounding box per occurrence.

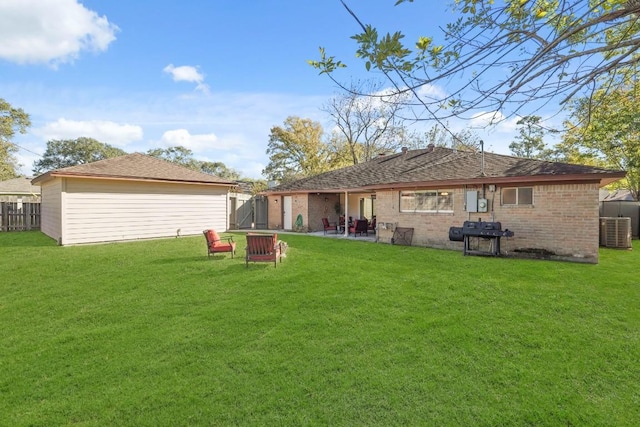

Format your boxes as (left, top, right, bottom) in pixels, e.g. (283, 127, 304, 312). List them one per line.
(602, 189, 635, 201)
(0, 177, 40, 194)
(268, 146, 625, 193)
(32, 153, 237, 186)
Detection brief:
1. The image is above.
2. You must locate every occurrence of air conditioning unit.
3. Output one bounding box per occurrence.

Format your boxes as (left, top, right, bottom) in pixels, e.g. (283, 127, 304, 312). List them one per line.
(599, 217, 632, 248)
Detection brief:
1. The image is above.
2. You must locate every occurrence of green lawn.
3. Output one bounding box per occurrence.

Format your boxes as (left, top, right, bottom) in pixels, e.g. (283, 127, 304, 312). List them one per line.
(1, 231, 639, 426)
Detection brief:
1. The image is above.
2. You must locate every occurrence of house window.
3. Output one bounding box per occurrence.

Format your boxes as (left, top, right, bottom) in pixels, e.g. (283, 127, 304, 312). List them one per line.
(400, 190, 453, 213)
(502, 187, 533, 205)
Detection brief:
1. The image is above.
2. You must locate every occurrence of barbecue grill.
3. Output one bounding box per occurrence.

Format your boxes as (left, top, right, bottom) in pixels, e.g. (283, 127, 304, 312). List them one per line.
(449, 221, 514, 256)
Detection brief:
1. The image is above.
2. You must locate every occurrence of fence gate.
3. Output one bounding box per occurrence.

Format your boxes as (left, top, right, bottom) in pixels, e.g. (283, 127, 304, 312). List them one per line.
(254, 196, 268, 229)
(0, 202, 41, 232)
(237, 198, 254, 229)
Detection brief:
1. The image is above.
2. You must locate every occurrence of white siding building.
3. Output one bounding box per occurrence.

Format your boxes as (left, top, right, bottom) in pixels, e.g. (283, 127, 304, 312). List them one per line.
(32, 153, 236, 245)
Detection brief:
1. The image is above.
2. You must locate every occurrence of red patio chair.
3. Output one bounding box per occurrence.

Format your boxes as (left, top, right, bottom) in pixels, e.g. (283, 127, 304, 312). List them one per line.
(245, 233, 283, 268)
(368, 217, 376, 232)
(203, 229, 236, 258)
(322, 217, 338, 234)
(349, 219, 369, 237)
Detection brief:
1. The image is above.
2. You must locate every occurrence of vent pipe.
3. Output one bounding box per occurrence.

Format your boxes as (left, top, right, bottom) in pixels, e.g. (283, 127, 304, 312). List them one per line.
(480, 140, 485, 176)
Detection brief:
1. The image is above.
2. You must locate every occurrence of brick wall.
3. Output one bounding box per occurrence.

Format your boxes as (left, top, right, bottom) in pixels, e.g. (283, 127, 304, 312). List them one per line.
(267, 196, 281, 229)
(267, 194, 341, 231)
(375, 182, 601, 263)
(494, 183, 600, 261)
(291, 195, 309, 231)
(307, 194, 341, 232)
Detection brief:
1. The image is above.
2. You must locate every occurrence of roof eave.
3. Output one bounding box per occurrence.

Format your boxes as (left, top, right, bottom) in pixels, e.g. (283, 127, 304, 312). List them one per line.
(32, 171, 237, 187)
(262, 172, 626, 195)
(363, 172, 626, 190)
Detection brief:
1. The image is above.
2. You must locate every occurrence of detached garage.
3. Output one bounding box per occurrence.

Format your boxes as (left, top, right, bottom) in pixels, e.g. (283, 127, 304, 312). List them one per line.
(31, 153, 237, 245)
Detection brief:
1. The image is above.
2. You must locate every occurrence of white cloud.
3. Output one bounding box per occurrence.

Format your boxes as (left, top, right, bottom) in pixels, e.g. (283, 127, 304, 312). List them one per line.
(7, 83, 327, 179)
(159, 129, 221, 152)
(416, 83, 448, 100)
(37, 118, 143, 146)
(469, 111, 522, 135)
(469, 111, 506, 128)
(0, 0, 118, 65)
(163, 64, 209, 93)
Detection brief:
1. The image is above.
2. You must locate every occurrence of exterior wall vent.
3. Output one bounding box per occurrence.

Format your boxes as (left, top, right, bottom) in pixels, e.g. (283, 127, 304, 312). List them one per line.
(599, 217, 632, 248)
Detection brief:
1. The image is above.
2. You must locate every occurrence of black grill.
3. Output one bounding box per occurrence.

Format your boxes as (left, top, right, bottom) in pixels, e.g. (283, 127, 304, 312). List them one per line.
(462, 221, 513, 238)
(449, 221, 514, 256)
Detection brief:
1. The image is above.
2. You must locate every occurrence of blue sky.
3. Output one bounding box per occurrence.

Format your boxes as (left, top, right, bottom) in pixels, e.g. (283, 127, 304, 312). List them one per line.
(1, 0, 540, 179)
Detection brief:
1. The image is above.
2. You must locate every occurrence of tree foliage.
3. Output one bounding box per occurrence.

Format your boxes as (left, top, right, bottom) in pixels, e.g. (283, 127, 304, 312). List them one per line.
(32, 137, 126, 175)
(396, 123, 483, 153)
(146, 146, 240, 180)
(263, 117, 347, 182)
(311, 0, 640, 122)
(199, 161, 241, 180)
(146, 146, 195, 166)
(322, 80, 409, 164)
(509, 115, 555, 159)
(414, 124, 483, 152)
(0, 98, 30, 180)
(239, 179, 268, 195)
(560, 76, 640, 199)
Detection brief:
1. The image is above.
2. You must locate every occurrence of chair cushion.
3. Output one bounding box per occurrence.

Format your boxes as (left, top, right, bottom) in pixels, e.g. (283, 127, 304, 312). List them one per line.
(205, 229, 235, 251)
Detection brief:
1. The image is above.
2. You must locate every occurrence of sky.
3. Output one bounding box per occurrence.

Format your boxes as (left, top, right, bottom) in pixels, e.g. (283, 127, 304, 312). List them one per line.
(0, 0, 550, 179)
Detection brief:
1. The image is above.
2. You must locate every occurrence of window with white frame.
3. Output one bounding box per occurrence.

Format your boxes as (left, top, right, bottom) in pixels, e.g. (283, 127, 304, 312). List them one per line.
(400, 190, 454, 213)
(502, 187, 533, 205)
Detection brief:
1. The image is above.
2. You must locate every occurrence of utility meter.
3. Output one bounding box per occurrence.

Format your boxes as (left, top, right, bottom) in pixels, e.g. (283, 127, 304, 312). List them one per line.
(478, 198, 488, 212)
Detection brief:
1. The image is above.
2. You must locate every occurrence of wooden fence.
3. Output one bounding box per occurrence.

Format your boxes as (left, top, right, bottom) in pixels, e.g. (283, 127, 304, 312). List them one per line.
(0, 202, 41, 232)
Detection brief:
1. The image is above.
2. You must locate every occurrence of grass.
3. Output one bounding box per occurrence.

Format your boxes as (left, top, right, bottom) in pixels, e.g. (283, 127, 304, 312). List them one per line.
(1, 231, 639, 426)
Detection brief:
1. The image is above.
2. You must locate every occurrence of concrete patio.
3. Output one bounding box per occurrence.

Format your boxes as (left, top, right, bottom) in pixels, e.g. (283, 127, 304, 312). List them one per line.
(234, 229, 377, 242)
(307, 229, 377, 242)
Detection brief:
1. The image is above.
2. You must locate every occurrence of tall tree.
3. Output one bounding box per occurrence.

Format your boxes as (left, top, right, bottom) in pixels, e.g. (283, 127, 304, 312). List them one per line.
(428, 125, 481, 152)
(0, 98, 31, 180)
(263, 116, 339, 182)
(146, 146, 194, 166)
(32, 137, 126, 174)
(238, 178, 268, 195)
(310, 1, 640, 122)
(509, 116, 554, 159)
(146, 146, 240, 180)
(322, 80, 408, 164)
(559, 76, 640, 199)
(198, 161, 241, 180)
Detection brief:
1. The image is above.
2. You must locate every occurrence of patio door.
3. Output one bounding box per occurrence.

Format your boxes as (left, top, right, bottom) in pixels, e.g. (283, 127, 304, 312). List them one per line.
(359, 197, 375, 219)
(283, 196, 292, 230)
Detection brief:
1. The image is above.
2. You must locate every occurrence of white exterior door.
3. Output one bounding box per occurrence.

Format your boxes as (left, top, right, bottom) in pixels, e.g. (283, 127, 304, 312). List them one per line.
(283, 196, 292, 230)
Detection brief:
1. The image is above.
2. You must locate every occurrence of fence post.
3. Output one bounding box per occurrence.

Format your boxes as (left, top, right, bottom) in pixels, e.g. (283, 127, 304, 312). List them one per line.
(25, 203, 31, 231)
(1, 202, 6, 232)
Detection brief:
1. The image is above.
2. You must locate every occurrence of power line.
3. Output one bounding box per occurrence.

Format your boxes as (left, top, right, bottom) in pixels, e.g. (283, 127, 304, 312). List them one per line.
(4, 140, 42, 157)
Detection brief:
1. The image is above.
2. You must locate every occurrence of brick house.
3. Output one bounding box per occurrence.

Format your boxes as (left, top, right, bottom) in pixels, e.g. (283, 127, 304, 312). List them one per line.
(263, 146, 625, 263)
